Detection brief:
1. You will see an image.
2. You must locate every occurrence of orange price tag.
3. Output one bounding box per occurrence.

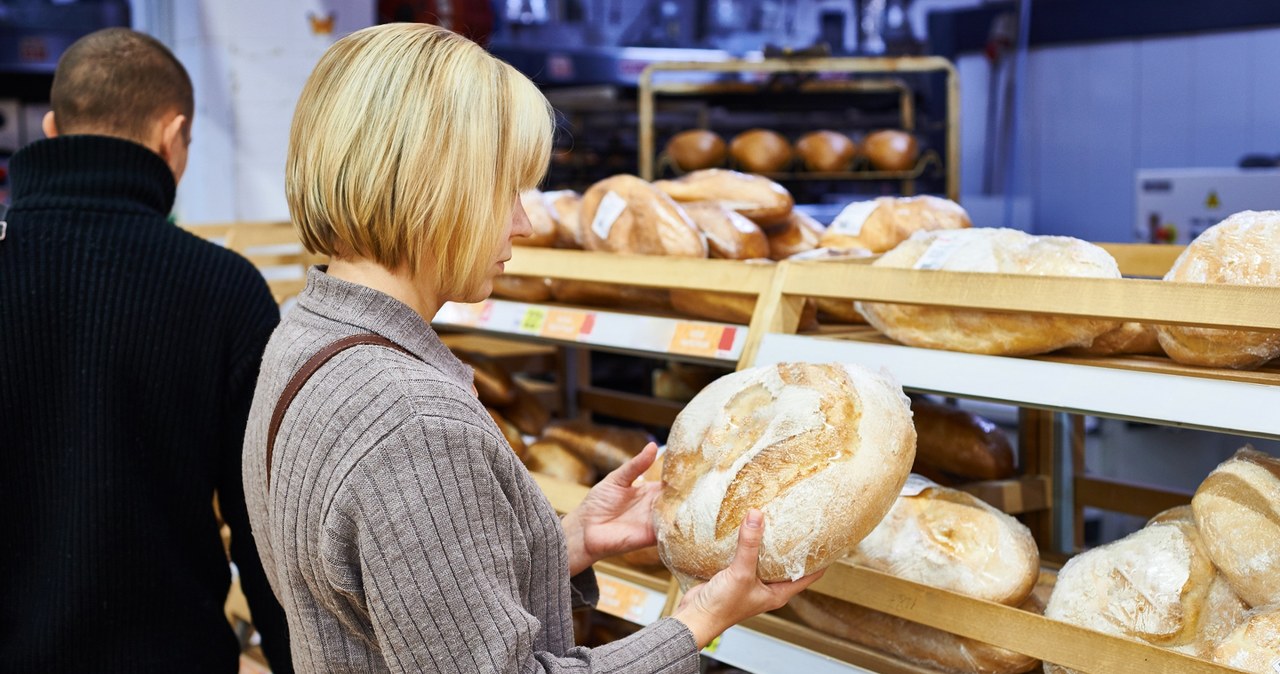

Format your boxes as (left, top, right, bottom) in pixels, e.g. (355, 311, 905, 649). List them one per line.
(668, 322, 724, 358)
(539, 309, 587, 341)
(596, 575, 650, 622)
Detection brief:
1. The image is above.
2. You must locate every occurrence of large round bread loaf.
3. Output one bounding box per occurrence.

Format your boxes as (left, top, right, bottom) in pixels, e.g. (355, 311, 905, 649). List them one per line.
(847, 476, 1038, 605)
(654, 169, 794, 226)
(1213, 604, 1280, 672)
(863, 130, 919, 171)
(857, 229, 1123, 355)
(580, 175, 707, 257)
(516, 190, 558, 247)
(1043, 520, 1246, 673)
(1192, 447, 1280, 607)
(667, 129, 727, 171)
(796, 130, 857, 172)
(766, 210, 825, 260)
(680, 201, 770, 260)
(655, 362, 916, 583)
(820, 196, 971, 253)
(730, 129, 793, 173)
(1156, 210, 1280, 369)
(910, 397, 1015, 481)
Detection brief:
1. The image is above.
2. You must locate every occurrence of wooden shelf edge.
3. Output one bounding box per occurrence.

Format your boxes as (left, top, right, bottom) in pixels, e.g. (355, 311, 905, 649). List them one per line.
(1074, 475, 1192, 519)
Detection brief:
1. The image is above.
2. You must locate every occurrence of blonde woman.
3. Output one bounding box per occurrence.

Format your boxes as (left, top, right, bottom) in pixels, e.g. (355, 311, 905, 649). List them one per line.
(243, 23, 822, 672)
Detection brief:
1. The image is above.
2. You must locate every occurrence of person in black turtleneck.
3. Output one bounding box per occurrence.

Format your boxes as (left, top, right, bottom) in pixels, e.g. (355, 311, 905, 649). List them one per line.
(0, 28, 292, 672)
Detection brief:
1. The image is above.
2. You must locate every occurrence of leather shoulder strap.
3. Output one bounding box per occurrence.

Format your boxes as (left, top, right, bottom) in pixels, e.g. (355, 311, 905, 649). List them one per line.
(266, 334, 417, 490)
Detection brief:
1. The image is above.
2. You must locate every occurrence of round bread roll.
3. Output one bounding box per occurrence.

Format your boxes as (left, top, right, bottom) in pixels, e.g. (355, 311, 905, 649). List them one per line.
(857, 229, 1123, 356)
(681, 201, 770, 260)
(766, 211, 825, 260)
(730, 129, 793, 173)
(655, 362, 916, 583)
(516, 189, 558, 247)
(795, 130, 857, 172)
(848, 476, 1039, 605)
(820, 196, 971, 253)
(1061, 322, 1163, 357)
(490, 274, 552, 302)
(541, 420, 654, 474)
(1212, 604, 1280, 672)
(580, 175, 707, 257)
(1156, 210, 1280, 369)
(667, 129, 727, 172)
(654, 169, 794, 227)
(1044, 520, 1244, 673)
(863, 130, 919, 171)
(544, 190, 583, 249)
(1192, 447, 1280, 607)
(524, 440, 595, 486)
(910, 397, 1015, 481)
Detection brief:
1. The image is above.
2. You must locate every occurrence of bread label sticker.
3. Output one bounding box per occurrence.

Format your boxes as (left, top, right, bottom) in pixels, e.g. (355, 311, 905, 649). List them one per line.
(591, 191, 627, 240)
(913, 233, 964, 270)
(900, 473, 936, 497)
(518, 306, 547, 333)
(829, 200, 879, 236)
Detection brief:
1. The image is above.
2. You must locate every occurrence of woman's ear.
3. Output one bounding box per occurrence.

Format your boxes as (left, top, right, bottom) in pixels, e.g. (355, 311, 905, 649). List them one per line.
(42, 111, 59, 139)
(158, 114, 190, 183)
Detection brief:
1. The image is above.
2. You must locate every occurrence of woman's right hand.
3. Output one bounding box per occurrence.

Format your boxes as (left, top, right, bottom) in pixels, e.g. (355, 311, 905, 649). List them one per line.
(671, 509, 826, 648)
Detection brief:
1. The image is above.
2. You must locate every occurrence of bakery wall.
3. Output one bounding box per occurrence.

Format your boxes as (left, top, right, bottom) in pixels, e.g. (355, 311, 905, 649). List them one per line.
(958, 25, 1280, 242)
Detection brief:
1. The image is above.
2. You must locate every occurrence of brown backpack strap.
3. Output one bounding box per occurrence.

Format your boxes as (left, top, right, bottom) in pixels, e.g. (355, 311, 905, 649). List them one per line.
(266, 334, 416, 490)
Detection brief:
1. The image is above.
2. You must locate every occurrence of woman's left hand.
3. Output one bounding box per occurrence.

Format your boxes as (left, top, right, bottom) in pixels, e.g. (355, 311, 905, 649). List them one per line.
(562, 442, 662, 575)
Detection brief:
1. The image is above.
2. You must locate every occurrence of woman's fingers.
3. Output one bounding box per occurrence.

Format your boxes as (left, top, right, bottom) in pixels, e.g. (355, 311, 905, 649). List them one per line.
(611, 441, 658, 486)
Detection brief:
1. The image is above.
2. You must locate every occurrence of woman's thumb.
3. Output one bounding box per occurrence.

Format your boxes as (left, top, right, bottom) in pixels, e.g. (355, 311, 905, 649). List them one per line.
(730, 509, 765, 575)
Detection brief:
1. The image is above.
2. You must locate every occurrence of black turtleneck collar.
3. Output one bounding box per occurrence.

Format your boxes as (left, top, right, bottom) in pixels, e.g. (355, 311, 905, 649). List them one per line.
(8, 135, 177, 218)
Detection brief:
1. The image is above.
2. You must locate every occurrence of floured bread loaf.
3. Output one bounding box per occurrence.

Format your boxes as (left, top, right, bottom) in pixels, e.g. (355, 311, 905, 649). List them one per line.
(848, 476, 1038, 605)
(766, 210, 825, 260)
(857, 229, 1123, 356)
(1148, 504, 1194, 527)
(516, 190, 558, 247)
(730, 129, 793, 173)
(543, 190, 583, 248)
(910, 397, 1015, 481)
(541, 420, 654, 474)
(1213, 604, 1280, 673)
(490, 274, 552, 302)
(790, 582, 1047, 674)
(681, 201, 770, 260)
(1062, 322, 1163, 357)
(1169, 574, 1250, 659)
(1193, 447, 1280, 607)
(1156, 211, 1280, 369)
(655, 362, 915, 582)
(580, 175, 707, 257)
(1044, 520, 1239, 673)
(820, 196, 971, 253)
(796, 130, 857, 172)
(655, 169, 794, 226)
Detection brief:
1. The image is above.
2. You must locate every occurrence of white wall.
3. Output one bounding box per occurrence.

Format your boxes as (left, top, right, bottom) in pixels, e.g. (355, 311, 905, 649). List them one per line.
(958, 26, 1280, 241)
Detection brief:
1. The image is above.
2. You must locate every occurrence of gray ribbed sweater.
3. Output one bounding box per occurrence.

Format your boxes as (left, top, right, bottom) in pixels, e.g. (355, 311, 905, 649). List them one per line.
(243, 268, 699, 673)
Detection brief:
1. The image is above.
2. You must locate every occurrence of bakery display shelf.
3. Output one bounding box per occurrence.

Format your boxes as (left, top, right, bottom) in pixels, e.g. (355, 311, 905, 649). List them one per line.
(654, 149, 945, 183)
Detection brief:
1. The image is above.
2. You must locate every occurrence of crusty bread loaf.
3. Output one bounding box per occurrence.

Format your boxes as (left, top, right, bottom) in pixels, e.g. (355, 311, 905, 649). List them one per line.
(580, 175, 707, 257)
(549, 279, 672, 312)
(1192, 447, 1280, 607)
(486, 407, 527, 459)
(490, 274, 552, 302)
(1044, 520, 1238, 673)
(1212, 604, 1280, 672)
(544, 190, 583, 249)
(790, 585, 1045, 674)
(814, 298, 868, 325)
(541, 420, 654, 474)
(500, 381, 550, 437)
(516, 189, 558, 247)
(1156, 210, 1280, 369)
(857, 229, 1123, 356)
(1170, 573, 1250, 660)
(820, 196, 971, 253)
(655, 169, 794, 226)
(848, 476, 1039, 605)
(524, 440, 595, 486)
(655, 362, 915, 582)
(765, 210, 825, 260)
(796, 130, 857, 172)
(1148, 504, 1194, 527)
(669, 287, 819, 331)
(730, 129, 793, 173)
(667, 129, 727, 171)
(910, 397, 1015, 481)
(681, 201, 770, 260)
(456, 353, 516, 406)
(863, 130, 919, 171)
(1061, 322, 1163, 357)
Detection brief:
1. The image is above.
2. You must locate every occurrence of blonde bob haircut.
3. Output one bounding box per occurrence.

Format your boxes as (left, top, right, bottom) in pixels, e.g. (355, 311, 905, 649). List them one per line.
(287, 23, 553, 299)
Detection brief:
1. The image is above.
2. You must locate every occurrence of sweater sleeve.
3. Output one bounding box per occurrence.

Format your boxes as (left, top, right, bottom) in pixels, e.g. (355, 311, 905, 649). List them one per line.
(328, 415, 699, 674)
(219, 286, 294, 673)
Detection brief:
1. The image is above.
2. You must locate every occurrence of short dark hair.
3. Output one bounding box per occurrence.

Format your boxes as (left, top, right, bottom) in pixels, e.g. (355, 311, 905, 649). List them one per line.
(50, 28, 194, 142)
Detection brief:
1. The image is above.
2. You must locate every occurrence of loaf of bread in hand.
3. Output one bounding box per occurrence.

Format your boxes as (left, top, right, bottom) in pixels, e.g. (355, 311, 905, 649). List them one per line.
(1193, 447, 1280, 607)
(857, 228, 1122, 356)
(655, 362, 915, 583)
(820, 195, 970, 253)
(580, 175, 707, 257)
(655, 169, 794, 226)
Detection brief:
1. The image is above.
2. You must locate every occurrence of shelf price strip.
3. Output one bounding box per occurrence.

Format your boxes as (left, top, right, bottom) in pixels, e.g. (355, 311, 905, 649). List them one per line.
(668, 322, 738, 358)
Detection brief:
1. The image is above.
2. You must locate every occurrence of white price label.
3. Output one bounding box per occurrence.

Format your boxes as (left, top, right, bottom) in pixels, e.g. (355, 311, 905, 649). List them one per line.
(829, 200, 880, 236)
(900, 473, 937, 497)
(913, 233, 964, 270)
(591, 191, 627, 241)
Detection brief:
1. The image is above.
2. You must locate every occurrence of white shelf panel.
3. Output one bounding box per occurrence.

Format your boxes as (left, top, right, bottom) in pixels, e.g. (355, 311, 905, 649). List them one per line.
(754, 334, 1280, 439)
(434, 299, 747, 363)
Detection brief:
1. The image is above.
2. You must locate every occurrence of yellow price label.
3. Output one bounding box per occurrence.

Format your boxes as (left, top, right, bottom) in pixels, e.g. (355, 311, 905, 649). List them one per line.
(703, 635, 722, 654)
(519, 306, 547, 333)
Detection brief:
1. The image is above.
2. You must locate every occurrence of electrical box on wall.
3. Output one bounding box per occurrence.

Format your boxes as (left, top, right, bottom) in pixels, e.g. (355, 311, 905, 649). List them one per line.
(1135, 168, 1280, 244)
